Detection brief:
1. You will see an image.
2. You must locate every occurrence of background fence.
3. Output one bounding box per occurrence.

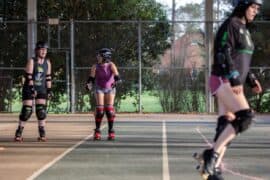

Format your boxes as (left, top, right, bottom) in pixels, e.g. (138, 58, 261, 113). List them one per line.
(1, 0, 270, 113)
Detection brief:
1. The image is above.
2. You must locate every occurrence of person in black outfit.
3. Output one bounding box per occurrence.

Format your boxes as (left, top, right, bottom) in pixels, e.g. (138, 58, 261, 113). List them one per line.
(200, 0, 263, 179)
(14, 41, 52, 142)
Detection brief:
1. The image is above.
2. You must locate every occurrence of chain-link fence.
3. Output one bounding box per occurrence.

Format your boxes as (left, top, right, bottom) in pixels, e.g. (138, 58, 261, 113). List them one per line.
(1, 19, 270, 113)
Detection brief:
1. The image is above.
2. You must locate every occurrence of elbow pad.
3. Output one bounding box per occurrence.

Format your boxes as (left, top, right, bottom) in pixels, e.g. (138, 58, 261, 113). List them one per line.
(114, 75, 121, 82)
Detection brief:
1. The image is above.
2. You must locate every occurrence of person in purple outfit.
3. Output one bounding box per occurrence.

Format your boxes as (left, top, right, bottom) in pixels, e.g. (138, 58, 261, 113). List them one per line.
(86, 48, 121, 140)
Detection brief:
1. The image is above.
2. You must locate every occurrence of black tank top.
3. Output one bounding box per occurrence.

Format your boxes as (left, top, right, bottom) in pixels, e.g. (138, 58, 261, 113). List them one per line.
(33, 58, 48, 94)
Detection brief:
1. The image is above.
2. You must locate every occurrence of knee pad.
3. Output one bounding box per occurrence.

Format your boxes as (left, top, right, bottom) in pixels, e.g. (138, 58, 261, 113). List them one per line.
(19, 105, 33, 121)
(105, 105, 115, 122)
(95, 106, 104, 122)
(36, 104, 47, 120)
(231, 109, 254, 134)
(213, 116, 229, 142)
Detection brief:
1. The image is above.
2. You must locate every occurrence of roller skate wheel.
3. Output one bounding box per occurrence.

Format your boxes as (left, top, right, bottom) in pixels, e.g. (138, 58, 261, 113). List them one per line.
(107, 132, 115, 141)
(37, 137, 47, 142)
(14, 137, 23, 142)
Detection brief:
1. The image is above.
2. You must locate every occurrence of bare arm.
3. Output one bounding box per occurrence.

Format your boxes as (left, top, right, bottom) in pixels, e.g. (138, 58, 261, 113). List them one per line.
(110, 62, 119, 76)
(25, 59, 34, 86)
(90, 64, 96, 78)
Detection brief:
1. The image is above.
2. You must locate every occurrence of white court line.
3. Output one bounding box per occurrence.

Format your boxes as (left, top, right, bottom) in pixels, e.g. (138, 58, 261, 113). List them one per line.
(27, 125, 106, 180)
(162, 120, 170, 180)
(196, 127, 265, 180)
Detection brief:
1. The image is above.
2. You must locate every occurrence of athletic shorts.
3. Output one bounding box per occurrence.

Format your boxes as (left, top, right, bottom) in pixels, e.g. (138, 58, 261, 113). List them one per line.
(95, 86, 116, 94)
(22, 86, 47, 100)
(209, 75, 229, 96)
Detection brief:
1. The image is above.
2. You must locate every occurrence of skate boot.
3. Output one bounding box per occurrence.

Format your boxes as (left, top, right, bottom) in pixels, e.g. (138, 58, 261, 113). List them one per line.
(14, 126, 24, 142)
(37, 126, 47, 142)
(107, 130, 115, 141)
(93, 129, 101, 140)
(202, 149, 219, 178)
(207, 167, 224, 180)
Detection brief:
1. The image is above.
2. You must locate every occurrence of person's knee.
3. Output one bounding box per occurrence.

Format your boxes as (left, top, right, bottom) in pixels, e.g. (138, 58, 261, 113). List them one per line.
(36, 104, 47, 120)
(95, 106, 105, 121)
(19, 105, 33, 121)
(214, 115, 229, 142)
(105, 105, 115, 122)
(231, 109, 254, 134)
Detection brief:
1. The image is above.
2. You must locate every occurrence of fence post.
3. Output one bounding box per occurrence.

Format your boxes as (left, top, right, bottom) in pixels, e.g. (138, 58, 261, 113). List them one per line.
(205, 0, 215, 113)
(27, 0, 37, 59)
(70, 19, 75, 113)
(138, 20, 142, 113)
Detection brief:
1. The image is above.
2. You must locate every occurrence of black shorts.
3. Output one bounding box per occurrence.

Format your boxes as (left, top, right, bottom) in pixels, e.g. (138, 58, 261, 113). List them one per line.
(22, 87, 47, 100)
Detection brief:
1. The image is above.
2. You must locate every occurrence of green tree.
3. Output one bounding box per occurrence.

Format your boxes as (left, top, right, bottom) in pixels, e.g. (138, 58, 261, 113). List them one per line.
(0, 0, 171, 112)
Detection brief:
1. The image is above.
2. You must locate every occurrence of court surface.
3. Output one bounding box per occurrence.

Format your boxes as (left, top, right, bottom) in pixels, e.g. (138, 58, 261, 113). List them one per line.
(0, 114, 269, 180)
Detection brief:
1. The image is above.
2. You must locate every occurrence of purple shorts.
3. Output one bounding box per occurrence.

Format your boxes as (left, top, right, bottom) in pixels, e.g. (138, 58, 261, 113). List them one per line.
(209, 75, 229, 95)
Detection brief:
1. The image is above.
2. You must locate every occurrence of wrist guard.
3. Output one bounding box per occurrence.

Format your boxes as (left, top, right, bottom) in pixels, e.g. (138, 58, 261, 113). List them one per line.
(246, 72, 257, 88)
(87, 76, 95, 84)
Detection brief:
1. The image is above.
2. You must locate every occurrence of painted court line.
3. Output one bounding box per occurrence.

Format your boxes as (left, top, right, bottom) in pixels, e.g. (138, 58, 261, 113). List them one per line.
(26, 125, 106, 180)
(196, 127, 265, 180)
(162, 120, 170, 180)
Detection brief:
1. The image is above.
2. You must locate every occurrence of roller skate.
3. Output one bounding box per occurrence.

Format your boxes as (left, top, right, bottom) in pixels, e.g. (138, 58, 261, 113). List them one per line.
(37, 126, 47, 142)
(193, 149, 219, 180)
(14, 126, 24, 142)
(93, 129, 101, 140)
(107, 130, 115, 141)
(208, 167, 224, 180)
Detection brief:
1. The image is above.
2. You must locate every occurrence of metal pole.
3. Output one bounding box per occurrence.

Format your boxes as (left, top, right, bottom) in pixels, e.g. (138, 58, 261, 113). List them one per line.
(66, 51, 71, 112)
(205, 0, 214, 113)
(27, 0, 37, 59)
(138, 20, 142, 113)
(70, 19, 75, 113)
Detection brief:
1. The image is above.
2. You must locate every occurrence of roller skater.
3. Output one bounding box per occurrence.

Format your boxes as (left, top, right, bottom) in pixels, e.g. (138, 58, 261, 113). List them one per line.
(86, 48, 121, 141)
(14, 41, 52, 142)
(195, 0, 263, 179)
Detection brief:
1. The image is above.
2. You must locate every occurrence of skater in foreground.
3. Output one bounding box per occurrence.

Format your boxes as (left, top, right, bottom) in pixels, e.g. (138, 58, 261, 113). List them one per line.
(14, 41, 52, 142)
(86, 48, 121, 140)
(196, 0, 263, 179)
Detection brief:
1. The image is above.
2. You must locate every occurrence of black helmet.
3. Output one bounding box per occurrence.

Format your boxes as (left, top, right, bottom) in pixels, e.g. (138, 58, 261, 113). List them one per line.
(98, 48, 112, 60)
(35, 41, 48, 50)
(232, 0, 263, 7)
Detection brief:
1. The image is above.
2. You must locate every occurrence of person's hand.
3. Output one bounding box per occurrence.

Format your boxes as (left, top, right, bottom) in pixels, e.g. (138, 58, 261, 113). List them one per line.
(85, 83, 93, 91)
(232, 85, 243, 94)
(47, 88, 53, 99)
(252, 80, 262, 94)
(29, 85, 36, 98)
(111, 79, 122, 88)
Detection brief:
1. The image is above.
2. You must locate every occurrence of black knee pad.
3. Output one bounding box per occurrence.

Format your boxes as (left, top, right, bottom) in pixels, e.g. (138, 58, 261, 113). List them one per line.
(95, 106, 104, 120)
(213, 116, 229, 142)
(105, 106, 115, 122)
(231, 109, 254, 134)
(19, 105, 33, 121)
(36, 104, 47, 120)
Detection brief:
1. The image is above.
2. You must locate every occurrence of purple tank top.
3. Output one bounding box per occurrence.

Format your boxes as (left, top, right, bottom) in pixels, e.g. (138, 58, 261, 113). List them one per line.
(95, 63, 114, 88)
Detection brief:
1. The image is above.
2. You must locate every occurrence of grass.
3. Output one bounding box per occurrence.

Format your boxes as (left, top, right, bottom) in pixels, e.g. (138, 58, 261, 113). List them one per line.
(10, 91, 163, 113)
(119, 91, 162, 112)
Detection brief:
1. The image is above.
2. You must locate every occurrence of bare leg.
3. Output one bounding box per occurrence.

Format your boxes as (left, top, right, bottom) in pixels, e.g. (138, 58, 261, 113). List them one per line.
(214, 83, 249, 154)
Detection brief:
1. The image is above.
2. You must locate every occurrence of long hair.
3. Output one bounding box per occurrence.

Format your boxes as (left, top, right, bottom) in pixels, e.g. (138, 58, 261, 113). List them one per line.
(230, 4, 249, 19)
